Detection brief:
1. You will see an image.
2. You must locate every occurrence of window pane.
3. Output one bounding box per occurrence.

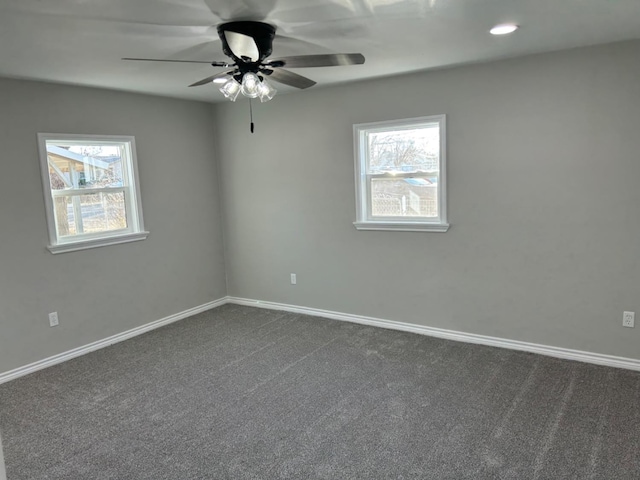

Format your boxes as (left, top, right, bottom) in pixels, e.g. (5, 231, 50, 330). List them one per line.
(53, 192, 128, 237)
(367, 125, 439, 174)
(371, 176, 438, 218)
(45, 142, 124, 190)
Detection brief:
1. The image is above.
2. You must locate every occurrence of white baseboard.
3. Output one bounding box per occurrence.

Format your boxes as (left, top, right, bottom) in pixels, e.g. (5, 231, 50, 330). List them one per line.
(0, 297, 229, 385)
(0, 431, 5, 480)
(227, 297, 640, 372)
(3, 295, 638, 385)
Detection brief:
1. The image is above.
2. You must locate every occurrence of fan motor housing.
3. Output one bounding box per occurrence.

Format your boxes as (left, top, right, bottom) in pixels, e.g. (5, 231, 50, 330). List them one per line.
(217, 21, 276, 63)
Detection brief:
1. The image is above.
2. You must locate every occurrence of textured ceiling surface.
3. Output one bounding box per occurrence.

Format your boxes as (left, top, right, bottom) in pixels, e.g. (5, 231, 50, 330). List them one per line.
(1, 0, 639, 102)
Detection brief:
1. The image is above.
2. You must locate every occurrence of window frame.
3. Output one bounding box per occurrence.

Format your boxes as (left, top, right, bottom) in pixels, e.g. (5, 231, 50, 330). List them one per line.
(37, 133, 148, 254)
(353, 115, 449, 232)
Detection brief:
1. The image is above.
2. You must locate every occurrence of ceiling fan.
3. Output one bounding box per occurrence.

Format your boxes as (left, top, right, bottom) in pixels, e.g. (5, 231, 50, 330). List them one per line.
(123, 20, 365, 102)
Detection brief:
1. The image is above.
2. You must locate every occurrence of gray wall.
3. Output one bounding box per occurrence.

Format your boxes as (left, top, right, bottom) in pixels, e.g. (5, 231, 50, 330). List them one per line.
(214, 40, 640, 360)
(0, 78, 227, 373)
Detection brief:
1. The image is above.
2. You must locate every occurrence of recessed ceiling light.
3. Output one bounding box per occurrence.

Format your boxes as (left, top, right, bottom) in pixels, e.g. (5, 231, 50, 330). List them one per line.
(213, 77, 229, 84)
(490, 24, 519, 35)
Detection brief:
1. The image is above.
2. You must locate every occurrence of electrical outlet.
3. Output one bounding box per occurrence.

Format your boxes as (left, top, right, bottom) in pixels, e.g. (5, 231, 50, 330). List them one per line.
(290, 273, 297, 285)
(623, 311, 635, 328)
(49, 312, 59, 327)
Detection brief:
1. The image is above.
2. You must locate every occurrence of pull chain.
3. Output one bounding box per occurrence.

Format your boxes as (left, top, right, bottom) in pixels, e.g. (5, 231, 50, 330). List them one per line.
(249, 98, 254, 133)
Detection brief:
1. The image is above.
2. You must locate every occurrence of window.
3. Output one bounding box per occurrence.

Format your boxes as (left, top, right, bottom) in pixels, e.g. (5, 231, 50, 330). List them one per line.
(353, 115, 449, 232)
(37, 134, 148, 254)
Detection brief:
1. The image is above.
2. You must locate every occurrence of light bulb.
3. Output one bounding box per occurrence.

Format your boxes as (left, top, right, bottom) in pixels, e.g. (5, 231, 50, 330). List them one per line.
(241, 72, 261, 98)
(258, 79, 277, 102)
(219, 78, 241, 101)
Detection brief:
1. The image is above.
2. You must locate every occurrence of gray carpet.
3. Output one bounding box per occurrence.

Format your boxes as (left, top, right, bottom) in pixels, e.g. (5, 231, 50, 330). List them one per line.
(1, 304, 639, 479)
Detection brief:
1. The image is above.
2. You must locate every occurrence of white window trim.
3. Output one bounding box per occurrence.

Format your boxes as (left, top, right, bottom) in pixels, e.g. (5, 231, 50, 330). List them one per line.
(353, 115, 449, 232)
(37, 133, 149, 254)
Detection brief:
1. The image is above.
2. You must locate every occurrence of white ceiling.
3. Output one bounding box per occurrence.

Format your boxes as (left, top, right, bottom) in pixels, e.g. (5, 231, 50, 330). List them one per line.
(1, 0, 639, 103)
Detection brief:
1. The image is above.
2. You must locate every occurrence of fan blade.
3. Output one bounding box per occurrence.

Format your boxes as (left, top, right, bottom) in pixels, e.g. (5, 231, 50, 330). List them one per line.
(266, 69, 316, 89)
(273, 34, 331, 55)
(268, 53, 365, 68)
(189, 70, 235, 87)
(122, 57, 229, 66)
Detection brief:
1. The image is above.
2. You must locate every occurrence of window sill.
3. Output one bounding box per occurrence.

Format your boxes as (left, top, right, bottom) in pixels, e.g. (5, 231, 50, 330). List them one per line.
(47, 231, 149, 254)
(353, 222, 450, 232)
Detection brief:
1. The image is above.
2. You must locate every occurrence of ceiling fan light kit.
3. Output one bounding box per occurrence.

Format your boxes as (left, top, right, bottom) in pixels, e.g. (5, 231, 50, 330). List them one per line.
(218, 73, 277, 102)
